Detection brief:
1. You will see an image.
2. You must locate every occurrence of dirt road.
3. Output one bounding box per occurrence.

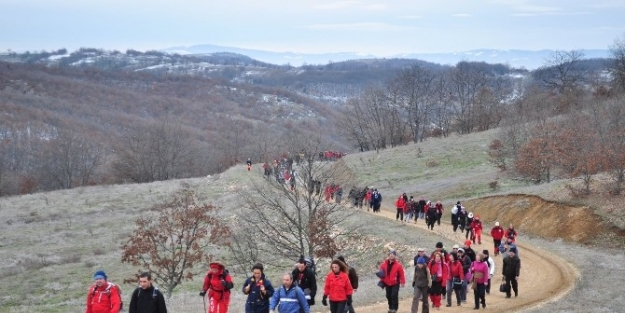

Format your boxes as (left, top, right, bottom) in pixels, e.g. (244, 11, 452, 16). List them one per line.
(353, 206, 578, 313)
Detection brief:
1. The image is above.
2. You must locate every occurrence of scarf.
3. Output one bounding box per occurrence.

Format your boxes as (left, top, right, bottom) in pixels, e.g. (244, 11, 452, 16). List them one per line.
(436, 260, 442, 277)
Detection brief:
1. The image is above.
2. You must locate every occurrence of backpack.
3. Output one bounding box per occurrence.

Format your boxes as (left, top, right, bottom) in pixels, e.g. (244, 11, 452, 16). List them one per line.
(373, 192, 380, 201)
(304, 257, 317, 275)
(92, 283, 123, 311)
(137, 286, 159, 300)
(451, 206, 458, 215)
(207, 269, 233, 291)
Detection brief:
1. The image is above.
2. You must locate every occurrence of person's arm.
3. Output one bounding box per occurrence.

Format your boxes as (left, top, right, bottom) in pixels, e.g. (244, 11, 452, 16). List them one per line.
(85, 288, 93, 313)
(516, 259, 521, 277)
(242, 278, 251, 294)
(351, 268, 359, 290)
(269, 287, 279, 311)
(426, 267, 432, 288)
(399, 265, 406, 286)
(156, 290, 168, 313)
(264, 279, 275, 298)
(128, 289, 137, 313)
(110, 286, 122, 313)
(488, 259, 496, 276)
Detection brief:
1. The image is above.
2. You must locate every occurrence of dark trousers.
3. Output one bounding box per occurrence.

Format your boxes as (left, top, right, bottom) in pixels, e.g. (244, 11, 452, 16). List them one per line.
(329, 300, 346, 313)
(427, 218, 435, 230)
(485, 278, 491, 294)
(396, 209, 404, 220)
(446, 280, 462, 305)
(347, 302, 355, 313)
(473, 283, 486, 308)
(451, 214, 458, 232)
(505, 275, 519, 297)
(385, 284, 400, 311)
(493, 239, 502, 254)
(436, 213, 442, 225)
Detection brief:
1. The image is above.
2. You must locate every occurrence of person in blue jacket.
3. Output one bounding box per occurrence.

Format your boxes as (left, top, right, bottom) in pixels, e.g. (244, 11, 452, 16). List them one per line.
(270, 272, 310, 313)
(243, 263, 275, 313)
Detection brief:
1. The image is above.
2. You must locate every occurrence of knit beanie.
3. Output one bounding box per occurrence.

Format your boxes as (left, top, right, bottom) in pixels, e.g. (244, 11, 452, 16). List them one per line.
(93, 270, 107, 280)
(417, 257, 426, 264)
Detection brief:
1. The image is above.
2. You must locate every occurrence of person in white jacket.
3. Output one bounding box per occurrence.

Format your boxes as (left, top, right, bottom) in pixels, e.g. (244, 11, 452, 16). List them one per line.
(482, 250, 496, 294)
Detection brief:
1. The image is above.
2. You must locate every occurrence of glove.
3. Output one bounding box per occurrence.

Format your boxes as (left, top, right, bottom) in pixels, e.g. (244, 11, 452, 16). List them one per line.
(199, 291, 206, 297)
(322, 295, 328, 306)
(221, 280, 228, 287)
(347, 295, 353, 306)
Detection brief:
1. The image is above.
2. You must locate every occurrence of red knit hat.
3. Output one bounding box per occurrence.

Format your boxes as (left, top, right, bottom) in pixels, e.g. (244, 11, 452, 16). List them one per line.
(464, 240, 472, 247)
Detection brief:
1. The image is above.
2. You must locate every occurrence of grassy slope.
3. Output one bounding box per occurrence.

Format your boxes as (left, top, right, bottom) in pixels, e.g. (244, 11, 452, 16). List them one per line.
(2, 127, 624, 312)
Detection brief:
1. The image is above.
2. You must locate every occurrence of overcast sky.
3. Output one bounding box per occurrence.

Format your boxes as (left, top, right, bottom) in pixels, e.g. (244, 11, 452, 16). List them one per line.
(2, 0, 625, 55)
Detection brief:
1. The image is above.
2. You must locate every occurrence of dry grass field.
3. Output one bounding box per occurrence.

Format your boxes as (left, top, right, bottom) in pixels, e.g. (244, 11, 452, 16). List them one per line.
(1, 128, 624, 312)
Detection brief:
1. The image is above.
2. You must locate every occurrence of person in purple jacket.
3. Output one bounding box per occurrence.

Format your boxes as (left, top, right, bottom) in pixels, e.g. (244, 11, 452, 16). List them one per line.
(470, 253, 490, 310)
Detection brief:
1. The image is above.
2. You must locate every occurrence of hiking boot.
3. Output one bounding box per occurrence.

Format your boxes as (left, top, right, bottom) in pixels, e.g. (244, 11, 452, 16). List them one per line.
(446, 304, 452, 307)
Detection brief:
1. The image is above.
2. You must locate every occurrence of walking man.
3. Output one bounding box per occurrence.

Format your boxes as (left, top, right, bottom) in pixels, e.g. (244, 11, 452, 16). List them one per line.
(502, 248, 521, 298)
(86, 270, 122, 313)
(269, 273, 310, 313)
(128, 272, 167, 313)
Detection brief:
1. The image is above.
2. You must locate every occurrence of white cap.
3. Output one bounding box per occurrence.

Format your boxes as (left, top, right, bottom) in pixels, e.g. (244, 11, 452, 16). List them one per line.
(452, 244, 460, 249)
(495, 222, 500, 226)
(468, 212, 474, 218)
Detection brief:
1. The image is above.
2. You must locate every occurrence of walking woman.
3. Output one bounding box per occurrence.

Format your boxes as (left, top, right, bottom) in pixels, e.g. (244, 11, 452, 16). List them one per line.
(427, 252, 448, 309)
(446, 253, 464, 307)
(470, 253, 489, 310)
(243, 263, 274, 313)
(410, 257, 431, 313)
(322, 259, 353, 313)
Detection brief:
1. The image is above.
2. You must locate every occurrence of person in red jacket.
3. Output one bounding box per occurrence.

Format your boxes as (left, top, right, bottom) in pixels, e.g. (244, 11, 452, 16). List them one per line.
(470, 215, 483, 244)
(365, 188, 372, 211)
(446, 252, 465, 307)
(395, 193, 407, 221)
(427, 252, 448, 309)
(378, 250, 406, 313)
(86, 270, 121, 313)
(201, 261, 234, 313)
(322, 259, 353, 313)
(505, 224, 518, 243)
(490, 222, 505, 256)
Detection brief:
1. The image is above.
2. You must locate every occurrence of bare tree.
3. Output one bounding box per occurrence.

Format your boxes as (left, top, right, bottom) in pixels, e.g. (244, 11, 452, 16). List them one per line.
(609, 33, 625, 92)
(121, 187, 231, 298)
(450, 61, 489, 134)
(533, 50, 585, 95)
(113, 119, 198, 183)
(229, 135, 358, 269)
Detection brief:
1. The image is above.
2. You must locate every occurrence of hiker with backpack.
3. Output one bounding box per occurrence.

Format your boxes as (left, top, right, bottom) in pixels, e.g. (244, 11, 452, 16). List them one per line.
(470, 215, 483, 245)
(426, 202, 438, 230)
(465, 213, 475, 241)
(292, 256, 317, 310)
(451, 202, 461, 232)
(128, 272, 167, 313)
(322, 259, 354, 313)
(86, 270, 122, 313)
(269, 273, 310, 313)
(505, 224, 518, 243)
(337, 256, 359, 313)
(434, 201, 444, 226)
(243, 263, 275, 313)
(395, 193, 407, 221)
(410, 256, 431, 313)
(446, 252, 465, 307)
(457, 207, 468, 233)
(490, 222, 505, 256)
(371, 189, 382, 213)
(378, 249, 406, 313)
(200, 261, 234, 313)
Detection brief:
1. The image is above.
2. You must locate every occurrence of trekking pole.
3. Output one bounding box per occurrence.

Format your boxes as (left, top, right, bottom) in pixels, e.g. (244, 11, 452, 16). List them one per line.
(202, 293, 206, 313)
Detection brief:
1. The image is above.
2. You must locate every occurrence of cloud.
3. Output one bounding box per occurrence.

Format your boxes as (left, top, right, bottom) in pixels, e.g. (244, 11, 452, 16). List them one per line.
(512, 11, 592, 17)
(314, 1, 386, 10)
(452, 13, 472, 17)
(398, 15, 422, 19)
(304, 22, 415, 31)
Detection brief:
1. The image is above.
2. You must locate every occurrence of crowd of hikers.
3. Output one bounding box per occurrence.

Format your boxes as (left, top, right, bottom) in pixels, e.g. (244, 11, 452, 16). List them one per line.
(86, 161, 525, 313)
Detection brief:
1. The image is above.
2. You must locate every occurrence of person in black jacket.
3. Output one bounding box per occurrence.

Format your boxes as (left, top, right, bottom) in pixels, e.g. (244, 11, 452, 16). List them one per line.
(292, 257, 317, 310)
(337, 256, 358, 313)
(502, 248, 521, 298)
(129, 272, 167, 313)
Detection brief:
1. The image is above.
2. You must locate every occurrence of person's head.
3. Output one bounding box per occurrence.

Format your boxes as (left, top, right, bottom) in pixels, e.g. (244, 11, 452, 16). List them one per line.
(449, 252, 458, 262)
(457, 248, 465, 257)
(433, 251, 443, 262)
(495, 221, 500, 227)
(509, 248, 517, 257)
(476, 253, 484, 262)
(337, 255, 347, 265)
(435, 242, 444, 251)
(282, 272, 294, 288)
(138, 272, 152, 290)
(296, 257, 307, 271)
(417, 248, 426, 255)
(456, 201, 461, 205)
(210, 261, 223, 274)
(506, 237, 513, 244)
(452, 244, 459, 252)
(464, 240, 472, 248)
(416, 257, 426, 268)
(252, 263, 264, 280)
(388, 249, 397, 261)
(93, 270, 107, 287)
(509, 223, 514, 229)
(330, 259, 347, 274)
(482, 249, 490, 257)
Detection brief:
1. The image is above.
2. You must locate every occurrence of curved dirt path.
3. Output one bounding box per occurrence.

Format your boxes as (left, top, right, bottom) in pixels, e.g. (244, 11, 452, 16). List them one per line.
(352, 205, 578, 313)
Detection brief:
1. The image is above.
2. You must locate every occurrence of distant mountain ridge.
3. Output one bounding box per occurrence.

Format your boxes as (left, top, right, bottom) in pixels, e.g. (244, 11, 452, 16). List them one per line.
(164, 44, 610, 69)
